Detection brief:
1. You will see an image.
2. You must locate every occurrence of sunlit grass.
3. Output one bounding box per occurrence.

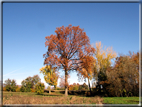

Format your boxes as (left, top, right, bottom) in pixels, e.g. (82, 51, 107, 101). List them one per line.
(3, 91, 139, 104)
(3, 91, 102, 104)
(103, 97, 139, 104)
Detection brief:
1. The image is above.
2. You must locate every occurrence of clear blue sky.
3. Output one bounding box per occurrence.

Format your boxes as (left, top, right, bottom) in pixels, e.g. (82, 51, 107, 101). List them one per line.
(3, 3, 139, 87)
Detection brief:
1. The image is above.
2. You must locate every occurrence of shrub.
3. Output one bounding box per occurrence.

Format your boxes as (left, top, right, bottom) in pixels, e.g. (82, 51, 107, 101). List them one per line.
(35, 82, 45, 94)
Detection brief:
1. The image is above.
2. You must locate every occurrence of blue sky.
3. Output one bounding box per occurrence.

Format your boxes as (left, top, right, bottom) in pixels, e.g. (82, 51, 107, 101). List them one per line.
(3, 3, 139, 88)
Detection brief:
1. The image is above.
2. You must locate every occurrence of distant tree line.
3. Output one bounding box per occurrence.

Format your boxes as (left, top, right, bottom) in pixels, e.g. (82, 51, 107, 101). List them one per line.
(96, 52, 139, 97)
(3, 75, 45, 94)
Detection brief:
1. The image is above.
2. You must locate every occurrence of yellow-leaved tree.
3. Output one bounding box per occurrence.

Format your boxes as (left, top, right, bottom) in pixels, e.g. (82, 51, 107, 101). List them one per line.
(40, 65, 59, 94)
(94, 41, 117, 92)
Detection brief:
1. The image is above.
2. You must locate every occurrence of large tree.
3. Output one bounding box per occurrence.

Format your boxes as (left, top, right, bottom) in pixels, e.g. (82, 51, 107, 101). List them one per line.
(43, 24, 95, 96)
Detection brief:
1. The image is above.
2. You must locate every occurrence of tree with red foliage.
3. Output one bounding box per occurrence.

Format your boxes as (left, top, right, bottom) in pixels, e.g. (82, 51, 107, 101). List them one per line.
(43, 24, 95, 96)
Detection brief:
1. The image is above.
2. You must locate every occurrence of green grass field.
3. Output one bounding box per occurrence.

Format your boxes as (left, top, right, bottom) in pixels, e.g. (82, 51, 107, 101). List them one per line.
(3, 91, 139, 105)
(103, 97, 139, 104)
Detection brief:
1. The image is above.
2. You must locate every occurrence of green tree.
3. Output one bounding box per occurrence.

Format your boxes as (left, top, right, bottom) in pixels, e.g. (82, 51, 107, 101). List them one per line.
(11, 80, 18, 92)
(35, 82, 45, 94)
(4, 79, 18, 92)
(4, 79, 11, 91)
(20, 75, 41, 92)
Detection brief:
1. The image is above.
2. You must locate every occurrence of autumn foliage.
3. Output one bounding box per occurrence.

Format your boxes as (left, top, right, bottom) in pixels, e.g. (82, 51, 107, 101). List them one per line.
(106, 52, 139, 97)
(40, 65, 59, 89)
(35, 82, 45, 94)
(43, 24, 95, 96)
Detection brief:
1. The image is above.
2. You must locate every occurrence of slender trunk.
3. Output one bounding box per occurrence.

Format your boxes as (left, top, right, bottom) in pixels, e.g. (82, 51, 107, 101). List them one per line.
(88, 78, 92, 96)
(65, 69, 68, 96)
(49, 85, 51, 94)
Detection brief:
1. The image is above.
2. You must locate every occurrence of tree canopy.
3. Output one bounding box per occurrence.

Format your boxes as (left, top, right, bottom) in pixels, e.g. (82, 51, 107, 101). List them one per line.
(40, 65, 59, 89)
(43, 24, 95, 96)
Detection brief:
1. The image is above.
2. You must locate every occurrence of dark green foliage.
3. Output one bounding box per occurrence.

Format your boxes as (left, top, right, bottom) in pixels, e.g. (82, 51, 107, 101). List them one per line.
(35, 82, 45, 94)
(4, 79, 11, 91)
(25, 82, 32, 92)
(4, 79, 17, 92)
(20, 75, 41, 92)
(10, 80, 18, 92)
(20, 80, 31, 92)
(20, 86, 26, 92)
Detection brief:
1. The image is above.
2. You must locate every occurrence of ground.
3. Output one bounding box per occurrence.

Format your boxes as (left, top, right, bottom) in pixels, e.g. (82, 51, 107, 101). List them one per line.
(2, 91, 139, 105)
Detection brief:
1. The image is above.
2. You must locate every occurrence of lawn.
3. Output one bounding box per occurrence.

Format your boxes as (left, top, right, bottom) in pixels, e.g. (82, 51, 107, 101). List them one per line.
(103, 97, 139, 104)
(3, 91, 139, 105)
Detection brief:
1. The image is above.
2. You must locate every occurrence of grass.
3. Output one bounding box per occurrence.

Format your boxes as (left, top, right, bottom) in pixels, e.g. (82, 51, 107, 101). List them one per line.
(3, 91, 139, 105)
(3, 91, 102, 104)
(103, 97, 139, 104)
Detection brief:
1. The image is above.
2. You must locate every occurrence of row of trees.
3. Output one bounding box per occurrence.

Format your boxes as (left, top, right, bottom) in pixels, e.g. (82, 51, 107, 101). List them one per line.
(42, 24, 139, 96)
(20, 75, 41, 92)
(3, 79, 17, 92)
(3, 75, 45, 94)
(68, 83, 88, 91)
(97, 52, 139, 97)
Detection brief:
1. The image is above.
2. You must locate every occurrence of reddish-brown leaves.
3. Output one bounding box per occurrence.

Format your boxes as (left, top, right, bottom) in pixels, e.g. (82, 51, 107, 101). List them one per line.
(43, 24, 95, 95)
(44, 24, 95, 71)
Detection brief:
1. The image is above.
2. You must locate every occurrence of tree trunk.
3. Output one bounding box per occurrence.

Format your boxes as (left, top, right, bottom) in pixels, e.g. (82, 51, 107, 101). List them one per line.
(49, 89, 51, 94)
(88, 78, 92, 96)
(49, 85, 51, 94)
(54, 85, 56, 90)
(65, 69, 68, 96)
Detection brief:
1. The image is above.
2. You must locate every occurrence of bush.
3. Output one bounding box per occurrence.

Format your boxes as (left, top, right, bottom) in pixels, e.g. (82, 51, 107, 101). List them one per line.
(35, 82, 45, 94)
